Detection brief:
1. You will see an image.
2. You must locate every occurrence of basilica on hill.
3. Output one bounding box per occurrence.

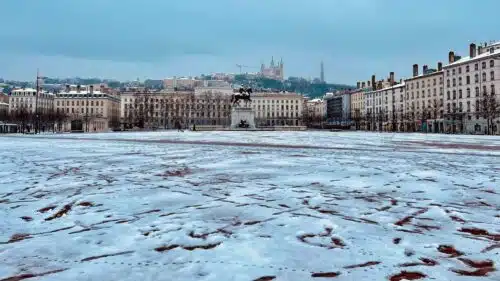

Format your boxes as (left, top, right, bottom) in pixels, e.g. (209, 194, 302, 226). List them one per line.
(260, 57, 284, 80)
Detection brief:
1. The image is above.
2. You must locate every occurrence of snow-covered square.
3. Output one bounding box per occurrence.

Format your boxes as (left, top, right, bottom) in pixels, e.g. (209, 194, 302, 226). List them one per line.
(0, 131, 499, 281)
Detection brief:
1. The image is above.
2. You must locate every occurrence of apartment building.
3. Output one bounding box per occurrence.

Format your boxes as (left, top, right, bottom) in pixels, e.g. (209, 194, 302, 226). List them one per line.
(325, 91, 351, 125)
(9, 88, 55, 114)
(443, 42, 500, 134)
(305, 98, 327, 121)
(120, 90, 232, 129)
(55, 85, 121, 132)
(364, 74, 397, 131)
(250, 92, 305, 126)
(404, 63, 445, 133)
(351, 80, 371, 121)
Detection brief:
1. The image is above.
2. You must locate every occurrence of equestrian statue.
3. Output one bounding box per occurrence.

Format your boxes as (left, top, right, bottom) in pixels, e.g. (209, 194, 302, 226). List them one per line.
(231, 87, 252, 107)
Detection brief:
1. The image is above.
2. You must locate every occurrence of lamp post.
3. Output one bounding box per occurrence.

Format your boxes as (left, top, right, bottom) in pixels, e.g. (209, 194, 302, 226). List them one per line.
(34, 70, 39, 134)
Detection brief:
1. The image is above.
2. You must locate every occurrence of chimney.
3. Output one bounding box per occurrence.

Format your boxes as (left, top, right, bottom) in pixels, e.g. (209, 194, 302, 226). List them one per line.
(357, 82, 361, 89)
(361, 82, 366, 88)
(367, 81, 371, 87)
(437, 62, 443, 71)
(449, 51, 455, 63)
(399, 78, 403, 84)
(371, 75, 376, 91)
(478, 45, 483, 55)
(423, 65, 428, 75)
(413, 64, 418, 77)
(389, 72, 395, 85)
(76, 84, 81, 93)
(65, 84, 70, 92)
(90, 85, 94, 94)
(469, 43, 477, 58)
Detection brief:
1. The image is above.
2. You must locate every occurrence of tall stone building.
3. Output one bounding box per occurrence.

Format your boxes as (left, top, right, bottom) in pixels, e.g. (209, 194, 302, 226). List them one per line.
(443, 42, 500, 134)
(54, 85, 121, 132)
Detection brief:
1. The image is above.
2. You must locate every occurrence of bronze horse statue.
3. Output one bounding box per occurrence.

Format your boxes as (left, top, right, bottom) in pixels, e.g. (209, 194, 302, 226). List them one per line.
(231, 87, 252, 106)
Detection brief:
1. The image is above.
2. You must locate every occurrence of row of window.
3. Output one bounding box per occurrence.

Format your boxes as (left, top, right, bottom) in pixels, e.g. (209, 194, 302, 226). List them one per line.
(446, 85, 495, 100)
(56, 100, 105, 107)
(124, 98, 302, 104)
(446, 71, 495, 87)
(10, 92, 54, 97)
(446, 100, 488, 113)
(407, 77, 443, 90)
(57, 107, 105, 115)
(447, 60, 496, 76)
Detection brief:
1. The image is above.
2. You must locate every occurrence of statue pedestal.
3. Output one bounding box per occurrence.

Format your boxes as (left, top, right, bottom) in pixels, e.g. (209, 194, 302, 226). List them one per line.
(230, 107, 256, 129)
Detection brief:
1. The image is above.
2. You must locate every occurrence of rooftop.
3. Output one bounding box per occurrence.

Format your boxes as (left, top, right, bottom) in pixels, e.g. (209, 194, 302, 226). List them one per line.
(405, 70, 443, 81)
(444, 45, 500, 68)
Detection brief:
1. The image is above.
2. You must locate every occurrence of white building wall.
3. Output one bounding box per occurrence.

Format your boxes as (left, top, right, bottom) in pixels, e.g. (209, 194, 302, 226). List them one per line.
(443, 43, 500, 134)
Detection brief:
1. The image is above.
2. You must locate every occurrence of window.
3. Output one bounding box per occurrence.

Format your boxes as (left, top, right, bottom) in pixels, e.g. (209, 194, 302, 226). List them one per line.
(475, 63, 479, 71)
(491, 60, 495, 67)
(466, 88, 470, 98)
(458, 77, 462, 86)
(491, 71, 495, 81)
(452, 78, 456, 86)
(467, 101, 470, 112)
(452, 69, 456, 75)
(491, 85, 495, 94)
(447, 91, 450, 100)
(446, 70, 450, 76)
(475, 74, 479, 83)
(433, 88, 436, 96)
(482, 72, 487, 82)
(466, 76, 470, 84)
(433, 78, 436, 86)
(452, 90, 456, 99)
(447, 79, 450, 87)
(482, 62, 486, 69)
(458, 89, 462, 99)
(466, 65, 470, 72)
(475, 87, 479, 97)
(483, 85, 487, 95)
(458, 67, 462, 74)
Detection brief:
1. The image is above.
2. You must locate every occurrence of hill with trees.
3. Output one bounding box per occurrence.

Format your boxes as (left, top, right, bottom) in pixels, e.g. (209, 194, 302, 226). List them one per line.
(233, 75, 353, 98)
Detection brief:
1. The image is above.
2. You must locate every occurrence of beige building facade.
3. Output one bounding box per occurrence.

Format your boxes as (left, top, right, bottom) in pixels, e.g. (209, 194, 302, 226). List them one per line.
(306, 98, 326, 120)
(120, 90, 232, 129)
(250, 92, 305, 127)
(9, 88, 55, 114)
(404, 63, 445, 132)
(120, 89, 306, 129)
(55, 85, 121, 132)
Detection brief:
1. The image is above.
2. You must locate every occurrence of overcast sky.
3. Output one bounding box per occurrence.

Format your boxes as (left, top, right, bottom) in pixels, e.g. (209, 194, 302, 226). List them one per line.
(0, 0, 498, 84)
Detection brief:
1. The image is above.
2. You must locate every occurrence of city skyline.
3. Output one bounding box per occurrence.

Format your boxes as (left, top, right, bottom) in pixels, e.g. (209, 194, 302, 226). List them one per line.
(0, 0, 499, 83)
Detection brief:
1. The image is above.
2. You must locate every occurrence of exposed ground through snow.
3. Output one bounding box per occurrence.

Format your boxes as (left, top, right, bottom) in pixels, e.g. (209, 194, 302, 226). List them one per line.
(0, 131, 499, 281)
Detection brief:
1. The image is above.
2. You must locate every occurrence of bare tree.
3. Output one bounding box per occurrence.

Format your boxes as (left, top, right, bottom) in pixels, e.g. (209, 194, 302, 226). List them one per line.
(477, 93, 499, 135)
(11, 107, 32, 133)
(430, 98, 441, 133)
(404, 104, 416, 132)
(375, 109, 386, 132)
(390, 107, 398, 132)
(365, 110, 373, 131)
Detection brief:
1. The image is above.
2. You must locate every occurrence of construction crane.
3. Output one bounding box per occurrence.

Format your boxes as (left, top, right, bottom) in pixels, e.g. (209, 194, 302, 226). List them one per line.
(236, 64, 259, 74)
